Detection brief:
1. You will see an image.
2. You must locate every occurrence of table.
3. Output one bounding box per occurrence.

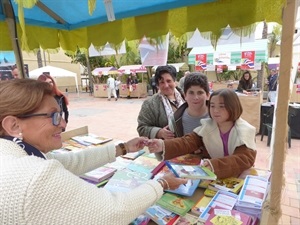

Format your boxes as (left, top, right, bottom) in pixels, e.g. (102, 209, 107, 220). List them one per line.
(259, 103, 300, 139)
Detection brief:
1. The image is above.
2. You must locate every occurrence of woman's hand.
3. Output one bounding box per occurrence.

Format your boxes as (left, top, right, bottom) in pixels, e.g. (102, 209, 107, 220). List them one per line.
(126, 137, 149, 152)
(146, 139, 164, 153)
(158, 173, 188, 190)
(157, 126, 175, 139)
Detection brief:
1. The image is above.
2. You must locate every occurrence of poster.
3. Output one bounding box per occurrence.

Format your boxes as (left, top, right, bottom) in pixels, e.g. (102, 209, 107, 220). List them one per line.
(195, 54, 207, 71)
(241, 51, 255, 69)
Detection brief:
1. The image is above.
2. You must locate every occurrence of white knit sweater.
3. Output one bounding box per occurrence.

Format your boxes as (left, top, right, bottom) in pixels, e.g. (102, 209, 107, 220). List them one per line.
(0, 139, 163, 225)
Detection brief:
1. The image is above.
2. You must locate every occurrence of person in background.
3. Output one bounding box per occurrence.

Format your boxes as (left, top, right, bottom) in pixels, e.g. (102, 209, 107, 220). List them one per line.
(150, 74, 158, 95)
(11, 65, 20, 79)
(170, 72, 210, 137)
(126, 74, 134, 99)
(37, 74, 69, 124)
(106, 74, 117, 101)
(266, 69, 278, 103)
(178, 71, 190, 92)
(133, 75, 139, 84)
(0, 79, 187, 224)
(115, 76, 121, 99)
(137, 65, 185, 139)
(237, 70, 253, 94)
(147, 89, 257, 179)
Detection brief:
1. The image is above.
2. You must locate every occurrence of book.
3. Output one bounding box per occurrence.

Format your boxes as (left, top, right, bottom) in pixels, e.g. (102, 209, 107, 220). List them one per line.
(169, 154, 202, 165)
(174, 213, 202, 225)
(156, 193, 196, 216)
(198, 180, 212, 189)
(207, 177, 244, 194)
(145, 204, 179, 225)
(127, 153, 162, 174)
(204, 188, 217, 197)
(129, 213, 150, 225)
(191, 195, 212, 215)
(153, 165, 200, 197)
(237, 175, 269, 209)
(121, 150, 145, 160)
(79, 166, 117, 183)
(165, 162, 217, 180)
(199, 191, 238, 222)
(204, 209, 253, 225)
(104, 168, 152, 192)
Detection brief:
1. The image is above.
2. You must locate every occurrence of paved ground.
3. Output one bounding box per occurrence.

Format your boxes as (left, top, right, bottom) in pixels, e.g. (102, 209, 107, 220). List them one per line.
(66, 92, 300, 225)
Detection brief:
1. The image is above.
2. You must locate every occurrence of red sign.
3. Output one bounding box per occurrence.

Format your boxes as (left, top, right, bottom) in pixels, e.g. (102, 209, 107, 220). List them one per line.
(241, 51, 255, 69)
(195, 54, 207, 71)
(216, 65, 223, 74)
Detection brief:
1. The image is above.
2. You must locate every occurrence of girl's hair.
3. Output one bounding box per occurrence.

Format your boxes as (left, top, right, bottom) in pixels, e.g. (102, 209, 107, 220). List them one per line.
(37, 74, 69, 105)
(0, 79, 53, 136)
(154, 65, 177, 84)
(208, 89, 243, 121)
(183, 72, 210, 95)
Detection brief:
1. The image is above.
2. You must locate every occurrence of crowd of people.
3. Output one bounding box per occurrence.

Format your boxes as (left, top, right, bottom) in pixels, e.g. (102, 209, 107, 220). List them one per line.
(0, 66, 261, 224)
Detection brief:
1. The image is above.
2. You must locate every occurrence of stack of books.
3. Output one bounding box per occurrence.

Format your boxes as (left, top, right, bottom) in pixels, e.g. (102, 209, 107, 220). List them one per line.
(235, 175, 269, 219)
(206, 177, 244, 195)
(79, 166, 117, 185)
(145, 204, 179, 225)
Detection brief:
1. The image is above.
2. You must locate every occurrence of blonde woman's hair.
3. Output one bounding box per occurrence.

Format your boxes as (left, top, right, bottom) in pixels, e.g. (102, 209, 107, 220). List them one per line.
(0, 79, 53, 136)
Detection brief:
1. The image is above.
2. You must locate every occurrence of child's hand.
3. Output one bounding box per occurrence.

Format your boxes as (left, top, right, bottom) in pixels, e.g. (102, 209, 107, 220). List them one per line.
(200, 159, 212, 171)
(146, 139, 163, 153)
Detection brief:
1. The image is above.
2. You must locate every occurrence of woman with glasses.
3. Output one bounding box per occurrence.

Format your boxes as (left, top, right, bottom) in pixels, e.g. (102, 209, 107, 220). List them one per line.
(37, 73, 69, 124)
(0, 79, 187, 224)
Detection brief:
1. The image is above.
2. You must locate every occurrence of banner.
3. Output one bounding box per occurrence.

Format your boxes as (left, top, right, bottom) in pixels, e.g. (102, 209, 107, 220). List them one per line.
(139, 33, 169, 66)
(213, 52, 231, 65)
(195, 54, 207, 71)
(241, 51, 255, 69)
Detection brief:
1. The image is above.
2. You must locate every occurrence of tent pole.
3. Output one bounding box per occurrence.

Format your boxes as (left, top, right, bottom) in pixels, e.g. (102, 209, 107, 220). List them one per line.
(3, 0, 25, 78)
(260, 0, 297, 224)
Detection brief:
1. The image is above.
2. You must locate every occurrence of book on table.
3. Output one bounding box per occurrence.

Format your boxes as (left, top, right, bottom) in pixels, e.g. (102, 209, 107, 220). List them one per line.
(129, 213, 150, 225)
(153, 165, 200, 197)
(79, 166, 117, 183)
(174, 213, 202, 225)
(204, 209, 254, 225)
(207, 177, 244, 194)
(191, 195, 212, 215)
(121, 150, 145, 160)
(145, 204, 179, 225)
(165, 161, 217, 180)
(199, 190, 238, 222)
(103, 168, 152, 192)
(156, 193, 196, 217)
(127, 153, 162, 174)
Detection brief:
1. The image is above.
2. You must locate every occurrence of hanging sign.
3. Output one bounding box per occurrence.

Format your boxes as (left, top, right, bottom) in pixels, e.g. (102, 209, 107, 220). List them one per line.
(241, 51, 255, 69)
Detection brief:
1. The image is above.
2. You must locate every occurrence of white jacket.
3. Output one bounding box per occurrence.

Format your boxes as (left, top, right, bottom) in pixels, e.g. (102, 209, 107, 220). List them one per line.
(193, 118, 256, 158)
(0, 138, 162, 225)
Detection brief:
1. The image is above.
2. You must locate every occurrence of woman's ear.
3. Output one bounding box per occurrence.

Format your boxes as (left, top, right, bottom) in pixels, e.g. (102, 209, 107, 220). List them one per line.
(1, 116, 22, 137)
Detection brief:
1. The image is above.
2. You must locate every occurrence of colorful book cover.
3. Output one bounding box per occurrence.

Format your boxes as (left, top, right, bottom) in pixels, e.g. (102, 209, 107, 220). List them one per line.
(145, 204, 179, 225)
(127, 153, 161, 174)
(79, 166, 117, 183)
(169, 154, 202, 165)
(191, 195, 213, 215)
(129, 213, 150, 225)
(104, 168, 151, 192)
(204, 209, 253, 225)
(237, 175, 269, 208)
(199, 191, 238, 222)
(153, 165, 200, 197)
(208, 177, 244, 194)
(204, 189, 217, 197)
(174, 213, 202, 225)
(167, 162, 217, 180)
(156, 193, 196, 216)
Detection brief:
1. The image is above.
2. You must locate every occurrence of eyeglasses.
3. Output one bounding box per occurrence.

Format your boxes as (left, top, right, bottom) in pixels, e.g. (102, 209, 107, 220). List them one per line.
(18, 112, 62, 126)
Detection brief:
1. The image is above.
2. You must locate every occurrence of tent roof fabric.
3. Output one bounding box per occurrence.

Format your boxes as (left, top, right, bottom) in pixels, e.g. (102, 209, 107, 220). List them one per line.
(92, 67, 119, 76)
(118, 65, 147, 74)
(0, 0, 285, 51)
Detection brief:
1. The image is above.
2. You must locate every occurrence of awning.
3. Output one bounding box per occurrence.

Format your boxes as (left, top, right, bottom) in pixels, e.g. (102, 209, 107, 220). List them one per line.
(118, 65, 147, 74)
(92, 67, 120, 76)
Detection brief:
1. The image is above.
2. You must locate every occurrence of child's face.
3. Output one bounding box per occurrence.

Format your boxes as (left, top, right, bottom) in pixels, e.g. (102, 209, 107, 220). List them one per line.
(185, 85, 209, 112)
(209, 95, 230, 124)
